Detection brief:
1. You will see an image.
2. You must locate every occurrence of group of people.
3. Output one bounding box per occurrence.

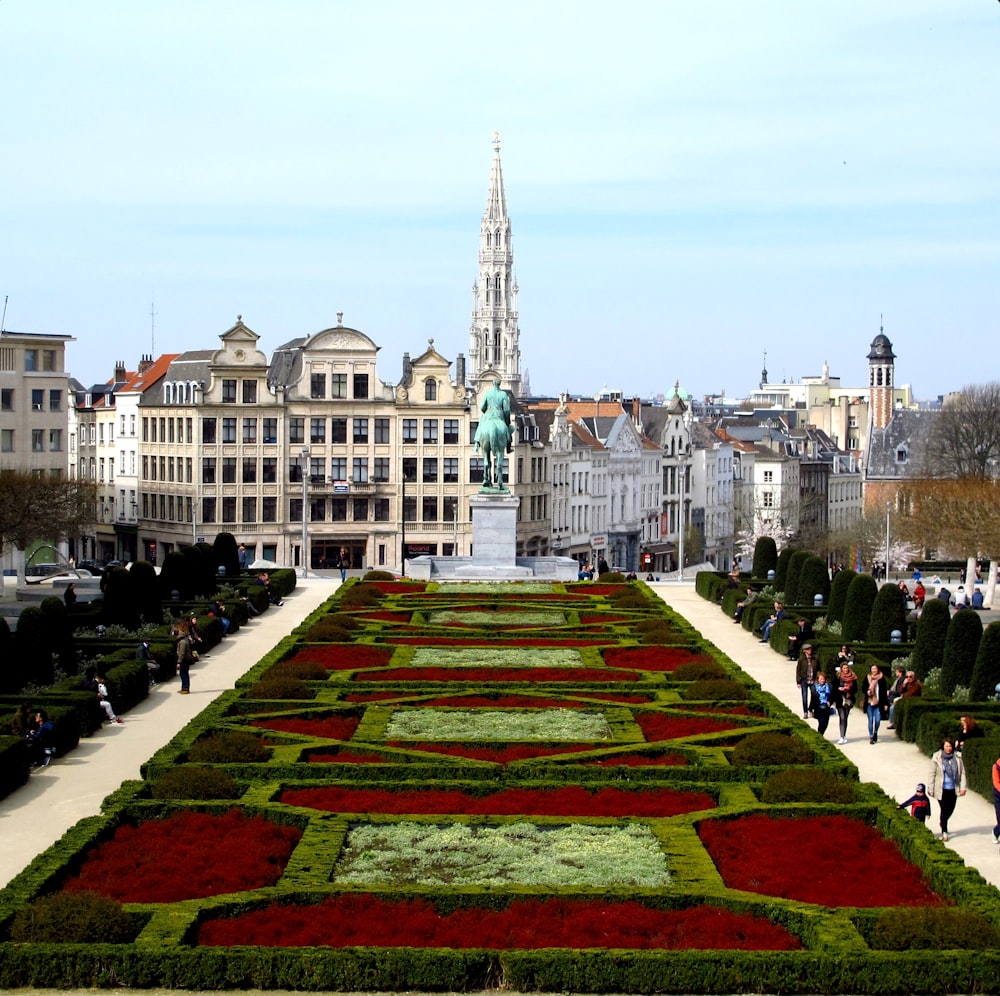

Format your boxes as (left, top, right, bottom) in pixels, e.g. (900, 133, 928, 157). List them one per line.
(795, 645, 859, 745)
(11, 704, 58, 769)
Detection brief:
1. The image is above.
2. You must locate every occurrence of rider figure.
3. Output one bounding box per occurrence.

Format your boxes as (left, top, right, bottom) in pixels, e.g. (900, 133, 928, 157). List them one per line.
(475, 378, 513, 490)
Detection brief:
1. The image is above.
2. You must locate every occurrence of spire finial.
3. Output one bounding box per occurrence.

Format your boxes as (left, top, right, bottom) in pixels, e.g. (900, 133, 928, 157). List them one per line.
(492, 129, 500, 151)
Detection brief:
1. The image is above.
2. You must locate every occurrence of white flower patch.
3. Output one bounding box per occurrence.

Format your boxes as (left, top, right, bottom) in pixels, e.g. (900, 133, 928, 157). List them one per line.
(385, 708, 612, 741)
(410, 648, 585, 668)
(429, 610, 566, 627)
(334, 822, 671, 888)
(437, 583, 559, 594)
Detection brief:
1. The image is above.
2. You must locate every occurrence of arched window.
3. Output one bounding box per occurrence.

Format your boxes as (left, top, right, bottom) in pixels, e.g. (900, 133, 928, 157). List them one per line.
(424, 379, 437, 401)
(486, 231, 492, 248)
(877, 368, 883, 386)
(495, 228, 502, 248)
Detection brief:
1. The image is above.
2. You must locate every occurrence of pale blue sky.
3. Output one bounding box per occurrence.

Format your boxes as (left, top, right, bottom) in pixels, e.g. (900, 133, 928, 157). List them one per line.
(1, 0, 997, 400)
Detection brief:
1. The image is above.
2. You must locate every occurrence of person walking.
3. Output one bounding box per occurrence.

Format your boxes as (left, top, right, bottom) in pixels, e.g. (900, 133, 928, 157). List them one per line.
(795, 644, 820, 719)
(864, 664, 888, 744)
(927, 738, 966, 842)
(991, 752, 1000, 846)
(175, 621, 194, 694)
(833, 662, 857, 745)
(808, 671, 834, 737)
(338, 546, 349, 583)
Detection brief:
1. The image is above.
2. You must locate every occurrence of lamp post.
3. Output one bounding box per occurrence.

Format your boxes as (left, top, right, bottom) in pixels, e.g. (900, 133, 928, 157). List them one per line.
(884, 501, 890, 584)
(301, 446, 310, 578)
(400, 459, 407, 578)
(677, 453, 686, 584)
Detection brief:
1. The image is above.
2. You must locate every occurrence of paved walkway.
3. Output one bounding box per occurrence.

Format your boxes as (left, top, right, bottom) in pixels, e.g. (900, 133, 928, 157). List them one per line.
(651, 582, 1000, 889)
(3, 577, 998, 896)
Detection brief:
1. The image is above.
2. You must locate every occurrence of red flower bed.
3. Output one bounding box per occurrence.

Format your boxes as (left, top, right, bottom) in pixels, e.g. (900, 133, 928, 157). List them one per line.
(579, 614, 633, 623)
(285, 645, 393, 670)
(355, 667, 639, 682)
(350, 610, 412, 623)
(279, 784, 715, 817)
(197, 894, 802, 950)
(249, 715, 360, 739)
(687, 704, 757, 716)
(418, 693, 653, 707)
(637, 713, 744, 741)
(699, 813, 947, 907)
(363, 582, 426, 593)
(386, 742, 597, 763)
(386, 637, 613, 646)
(343, 691, 408, 702)
(63, 810, 301, 903)
(308, 749, 388, 764)
(603, 646, 712, 671)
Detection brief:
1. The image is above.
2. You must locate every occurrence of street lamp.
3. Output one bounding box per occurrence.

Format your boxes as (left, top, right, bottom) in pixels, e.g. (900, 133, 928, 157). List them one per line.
(884, 500, 890, 584)
(677, 452, 686, 584)
(301, 446, 310, 578)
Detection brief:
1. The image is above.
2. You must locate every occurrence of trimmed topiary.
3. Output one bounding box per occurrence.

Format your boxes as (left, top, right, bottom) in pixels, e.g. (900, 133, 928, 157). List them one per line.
(773, 546, 795, 592)
(783, 551, 810, 606)
(213, 531, 241, 579)
(639, 622, 676, 644)
(732, 732, 813, 766)
(363, 570, 396, 581)
(129, 560, 162, 627)
(10, 890, 134, 943)
(683, 678, 749, 701)
(798, 556, 831, 609)
(871, 907, 1000, 951)
(827, 569, 854, 624)
(601, 571, 627, 584)
(940, 610, 984, 698)
(151, 765, 240, 800)
(673, 661, 728, 681)
(969, 621, 1000, 702)
(842, 573, 878, 644)
(268, 659, 328, 681)
(866, 583, 908, 643)
(339, 585, 384, 608)
(246, 676, 314, 700)
(760, 769, 856, 805)
(751, 537, 778, 580)
(303, 620, 354, 643)
(187, 730, 270, 764)
(912, 598, 951, 680)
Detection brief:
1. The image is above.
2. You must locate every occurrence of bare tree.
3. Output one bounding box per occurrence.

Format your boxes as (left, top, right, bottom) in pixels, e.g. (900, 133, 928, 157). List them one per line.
(922, 382, 1000, 480)
(0, 472, 97, 559)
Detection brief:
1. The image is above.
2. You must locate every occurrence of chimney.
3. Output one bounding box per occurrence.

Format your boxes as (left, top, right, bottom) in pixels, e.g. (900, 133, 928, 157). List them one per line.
(401, 351, 412, 384)
(138, 354, 154, 374)
(114, 360, 126, 382)
(455, 352, 466, 386)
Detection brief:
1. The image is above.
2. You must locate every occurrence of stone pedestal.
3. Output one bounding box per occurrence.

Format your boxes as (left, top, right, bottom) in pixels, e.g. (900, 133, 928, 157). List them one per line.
(469, 493, 520, 564)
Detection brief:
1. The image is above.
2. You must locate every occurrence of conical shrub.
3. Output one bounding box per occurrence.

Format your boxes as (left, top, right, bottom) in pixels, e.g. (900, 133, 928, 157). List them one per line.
(969, 621, 1000, 702)
(752, 537, 778, 580)
(842, 573, 878, 643)
(912, 599, 950, 680)
(827, 569, 854, 625)
(867, 583, 908, 643)
(940, 611, 984, 698)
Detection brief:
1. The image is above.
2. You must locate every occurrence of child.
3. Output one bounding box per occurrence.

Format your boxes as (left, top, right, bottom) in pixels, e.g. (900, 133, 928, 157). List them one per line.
(897, 783, 931, 823)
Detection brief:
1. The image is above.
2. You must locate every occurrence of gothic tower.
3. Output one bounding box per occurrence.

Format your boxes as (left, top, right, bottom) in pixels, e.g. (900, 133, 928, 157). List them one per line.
(867, 322, 896, 431)
(469, 132, 522, 396)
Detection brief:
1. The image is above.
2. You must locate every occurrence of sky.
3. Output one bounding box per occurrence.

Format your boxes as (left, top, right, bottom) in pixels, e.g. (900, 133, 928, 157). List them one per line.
(1, 0, 998, 402)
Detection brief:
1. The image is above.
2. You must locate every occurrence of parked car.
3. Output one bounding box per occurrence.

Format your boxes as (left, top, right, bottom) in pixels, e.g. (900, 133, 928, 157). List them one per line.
(76, 559, 106, 576)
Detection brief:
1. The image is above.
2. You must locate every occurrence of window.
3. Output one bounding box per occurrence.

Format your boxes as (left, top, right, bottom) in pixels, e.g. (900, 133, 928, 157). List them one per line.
(402, 457, 417, 482)
(222, 418, 237, 444)
(762, 492, 774, 508)
(242, 457, 257, 483)
(423, 496, 438, 522)
(443, 419, 459, 444)
(222, 379, 237, 403)
(330, 498, 348, 521)
(895, 447, 908, 464)
(1, 429, 13, 452)
(242, 418, 257, 443)
(310, 418, 326, 444)
(289, 417, 305, 444)
(262, 457, 277, 483)
(353, 498, 369, 521)
(168, 495, 175, 521)
(443, 457, 459, 483)
(374, 498, 390, 521)
(49, 429, 62, 451)
(222, 497, 237, 522)
(310, 498, 326, 521)
(222, 457, 237, 483)
(202, 497, 217, 523)
(331, 456, 347, 480)
(422, 457, 438, 483)
(403, 496, 417, 522)
(470, 457, 484, 484)
(0, 389, 12, 411)
(763, 470, 773, 483)
(425, 379, 437, 400)
(288, 458, 303, 483)
(202, 417, 216, 443)
(49, 390, 62, 411)
(331, 373, 347, 398)
(373, 456, 390, 482)
(262, 496, 277, 522)
(353, 418, 368, 444)
(330, 417, 347, 443)
(402, 418, 417, 443)
(32, 389, 44, 411)
(374, 417, 390, 443)
(469, 421, 478, 444)
(423, 419, 438, 444)
(310, 372, 326, 399)
(443, 495, 458, 523)
(310, 456, 326, 483)
(186, 457, 193, 483)
(242, 380, 257, 404)
(353, 457, 368, 482)
(202, 458, 216, 483)
(32, 429, 44, 452)
(242, 497, 257, 522)
(24, 349, 38, 371)
(263, 417, 277, 443)
(165, 418, 174, 443)
(289, 498, 303, 520)
(353, 373, 369, 399)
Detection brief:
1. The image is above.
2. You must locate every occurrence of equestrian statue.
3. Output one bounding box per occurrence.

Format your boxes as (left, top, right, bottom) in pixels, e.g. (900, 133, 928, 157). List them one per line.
(474, 378, 513, 492)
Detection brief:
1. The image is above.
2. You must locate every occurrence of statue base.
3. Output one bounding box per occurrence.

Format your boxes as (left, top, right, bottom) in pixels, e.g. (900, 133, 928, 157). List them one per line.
(469, 493, 519, 563)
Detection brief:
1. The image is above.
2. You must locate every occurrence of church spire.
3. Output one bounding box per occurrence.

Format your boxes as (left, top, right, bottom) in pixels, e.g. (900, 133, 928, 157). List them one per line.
(469, 131, 522, 396)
